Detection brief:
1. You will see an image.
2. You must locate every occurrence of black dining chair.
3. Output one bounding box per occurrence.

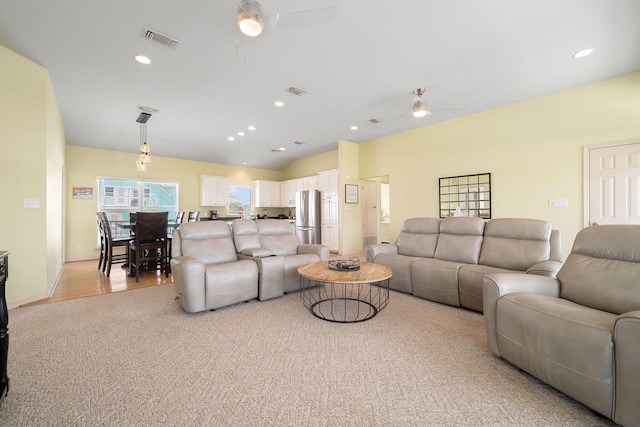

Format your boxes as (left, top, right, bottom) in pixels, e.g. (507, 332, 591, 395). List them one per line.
(99, 212, 132, 277)
(129, 211, 169, 282)
(175, 211, 185, 225)
(96, 212, 106, 271)
(187, 211, 199, 222)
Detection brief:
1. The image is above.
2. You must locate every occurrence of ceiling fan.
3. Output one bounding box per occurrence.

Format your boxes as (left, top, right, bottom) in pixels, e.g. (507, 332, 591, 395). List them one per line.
(353, 87, 465, 128)
(234, 0, 337, 65)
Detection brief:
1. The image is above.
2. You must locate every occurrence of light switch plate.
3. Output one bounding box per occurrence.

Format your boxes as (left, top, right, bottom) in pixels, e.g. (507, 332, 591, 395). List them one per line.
(548, 199, 568, 207)
(24, 198, 40, 208)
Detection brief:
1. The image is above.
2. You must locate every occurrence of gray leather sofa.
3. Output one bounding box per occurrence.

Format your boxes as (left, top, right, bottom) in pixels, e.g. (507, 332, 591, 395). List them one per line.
(483, 225, 640, 426)
(232, 219, 330, 300)
(170, 221, 259, 313)
(366, 217, 562, 312)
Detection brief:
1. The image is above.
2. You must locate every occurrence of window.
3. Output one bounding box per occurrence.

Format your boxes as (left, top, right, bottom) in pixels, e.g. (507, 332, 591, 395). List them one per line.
(98, 177, 179, 235)
(228, 186, 252, 216)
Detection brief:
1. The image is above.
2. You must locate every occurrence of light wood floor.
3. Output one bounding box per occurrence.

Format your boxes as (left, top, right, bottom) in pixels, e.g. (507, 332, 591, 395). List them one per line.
(21, 252, 363, 307)
(21, 259, 173, 307)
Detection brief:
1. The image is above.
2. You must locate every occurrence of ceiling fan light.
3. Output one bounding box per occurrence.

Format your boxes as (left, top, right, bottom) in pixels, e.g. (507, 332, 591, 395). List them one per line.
(238, 1, 264, 37)
(413, 100, 429, 118)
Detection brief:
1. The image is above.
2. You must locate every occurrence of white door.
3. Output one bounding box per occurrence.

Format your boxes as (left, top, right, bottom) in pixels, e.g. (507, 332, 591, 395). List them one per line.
(362, 180, 379, 247)
(587, 142, 640, 225)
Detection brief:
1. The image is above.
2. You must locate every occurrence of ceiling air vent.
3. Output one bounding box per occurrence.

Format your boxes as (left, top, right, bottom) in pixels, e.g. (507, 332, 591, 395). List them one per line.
(287, 86, 309, 96)
(369, 118, 384, 124)
(141, 27, 181, 49)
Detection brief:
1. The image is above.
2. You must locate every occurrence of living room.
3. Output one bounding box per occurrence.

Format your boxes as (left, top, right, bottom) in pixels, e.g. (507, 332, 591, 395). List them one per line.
(1, 1, 640, 424)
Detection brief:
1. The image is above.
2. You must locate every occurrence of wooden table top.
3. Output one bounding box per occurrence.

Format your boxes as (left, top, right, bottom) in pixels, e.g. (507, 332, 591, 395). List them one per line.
(298, 261, 392, 284)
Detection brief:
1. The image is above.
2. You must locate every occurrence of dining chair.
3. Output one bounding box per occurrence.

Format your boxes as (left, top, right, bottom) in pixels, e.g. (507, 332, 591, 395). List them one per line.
(175, 211, 185, 225)
(99, 212, 132, 277)
(187, 211, 199, 222)
(129, 211, 169, 282)
(96, 212, 106, 271)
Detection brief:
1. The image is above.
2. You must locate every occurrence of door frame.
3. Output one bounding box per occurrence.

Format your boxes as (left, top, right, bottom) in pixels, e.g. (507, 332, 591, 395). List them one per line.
(583, 138, 640, 227)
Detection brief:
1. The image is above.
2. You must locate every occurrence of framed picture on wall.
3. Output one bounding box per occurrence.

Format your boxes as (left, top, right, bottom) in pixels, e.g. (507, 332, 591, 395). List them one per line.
(345, 184, 358, 204)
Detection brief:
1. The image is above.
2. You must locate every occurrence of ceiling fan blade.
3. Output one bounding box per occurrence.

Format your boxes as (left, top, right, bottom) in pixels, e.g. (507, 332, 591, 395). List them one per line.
(274, 6, 337, 31)
(234, 37, 250, 67)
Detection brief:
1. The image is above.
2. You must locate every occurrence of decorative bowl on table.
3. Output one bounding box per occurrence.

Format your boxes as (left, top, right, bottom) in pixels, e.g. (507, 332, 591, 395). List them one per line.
(328, 256, 360, 271)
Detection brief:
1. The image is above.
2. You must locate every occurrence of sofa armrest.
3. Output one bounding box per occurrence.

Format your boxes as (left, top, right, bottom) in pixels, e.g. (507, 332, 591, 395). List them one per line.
(483, 273, 560, 356)
(297, 244, 330, 261)
(170, 256, 206, 313)
(526, 260, 563, 278)
(613, 310, 640, 426)
(365, 244, 398, 262)
(240, 248, 276, 258)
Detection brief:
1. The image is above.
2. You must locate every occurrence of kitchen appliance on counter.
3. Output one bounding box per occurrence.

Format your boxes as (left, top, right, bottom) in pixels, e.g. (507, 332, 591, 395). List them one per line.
(295, 190, 321, 244)
(210, 210, 218, 220)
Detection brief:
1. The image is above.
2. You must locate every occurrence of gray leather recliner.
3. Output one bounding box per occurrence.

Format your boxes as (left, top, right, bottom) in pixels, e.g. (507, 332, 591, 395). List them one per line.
(170, 221, 259, 313)
(483, 225, 640, 426)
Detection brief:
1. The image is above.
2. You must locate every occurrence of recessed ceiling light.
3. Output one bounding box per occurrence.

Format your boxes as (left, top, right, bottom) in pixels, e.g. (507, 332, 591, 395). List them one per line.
(271, 147, 286, 152)
(248, 126, 256, 131)
(228, 137, 235, 141)
(238, 131, 245, 136)
(573, 49, 593, 58)
(274, 101, 284, 107)
(350, 126, 358, 130)
(242, 161, 248, 165)
(134, 55, 151, 64)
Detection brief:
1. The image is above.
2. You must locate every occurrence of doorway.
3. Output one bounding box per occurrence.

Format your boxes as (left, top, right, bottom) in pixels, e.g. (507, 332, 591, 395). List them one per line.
(584, 141, 640, 226)
(361, 176, 390, 247)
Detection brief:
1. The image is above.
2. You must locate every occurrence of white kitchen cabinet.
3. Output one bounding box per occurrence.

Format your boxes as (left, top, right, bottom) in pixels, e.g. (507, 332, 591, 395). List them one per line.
(321, 225, 340, 252)
(318, 169, 339, 199)
(280, 180, 291, 207)
(200, 175, 229, 206)
(254, 180, 281, 207)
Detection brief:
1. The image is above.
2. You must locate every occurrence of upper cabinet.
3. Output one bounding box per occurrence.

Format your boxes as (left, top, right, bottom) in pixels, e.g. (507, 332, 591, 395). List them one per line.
(254, 180, 281, 207)
(200, 175, 230, 206)
(318, 169, 339, 199)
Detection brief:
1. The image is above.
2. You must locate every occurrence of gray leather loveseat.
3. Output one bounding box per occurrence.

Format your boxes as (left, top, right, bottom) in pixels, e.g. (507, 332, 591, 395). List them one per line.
(231, 219, 330, 301)
(483, 224, 640, 426)
(366, 217, 562, 312)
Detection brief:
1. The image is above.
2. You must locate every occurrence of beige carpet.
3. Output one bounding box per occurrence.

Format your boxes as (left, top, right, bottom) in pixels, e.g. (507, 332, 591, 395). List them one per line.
(2, 285, 615, 426)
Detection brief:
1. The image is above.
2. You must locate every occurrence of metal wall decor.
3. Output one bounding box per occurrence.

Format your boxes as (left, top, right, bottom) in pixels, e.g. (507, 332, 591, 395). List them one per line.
(439, 173, 491, 219)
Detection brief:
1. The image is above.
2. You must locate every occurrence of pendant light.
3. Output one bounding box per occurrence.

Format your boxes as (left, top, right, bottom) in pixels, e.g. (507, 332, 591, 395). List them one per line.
(135, 112, 152, 171)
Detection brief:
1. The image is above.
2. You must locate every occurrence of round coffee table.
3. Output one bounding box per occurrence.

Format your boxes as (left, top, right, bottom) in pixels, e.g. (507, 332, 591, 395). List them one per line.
(298, 261, 392, 323)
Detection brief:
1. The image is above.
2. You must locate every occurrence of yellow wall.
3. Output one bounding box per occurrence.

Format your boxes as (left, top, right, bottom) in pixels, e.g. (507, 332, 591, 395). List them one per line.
(338, 140, 362, 255)
(358, 72, 640, 259)
(282, 150, 338, 180)
(65, 146, 290, 261)
(0, 45, 65, 306)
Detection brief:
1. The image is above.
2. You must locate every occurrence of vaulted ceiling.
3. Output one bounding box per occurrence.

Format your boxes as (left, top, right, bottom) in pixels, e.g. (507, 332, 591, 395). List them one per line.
(1, 0, 639, 170)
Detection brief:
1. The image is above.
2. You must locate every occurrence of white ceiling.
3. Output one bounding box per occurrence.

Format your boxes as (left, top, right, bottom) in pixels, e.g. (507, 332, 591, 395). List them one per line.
(1, 0, 639, 170)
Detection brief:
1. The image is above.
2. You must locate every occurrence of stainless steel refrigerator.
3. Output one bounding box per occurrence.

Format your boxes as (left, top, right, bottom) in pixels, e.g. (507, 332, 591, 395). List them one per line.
(295, 190, 321, 244)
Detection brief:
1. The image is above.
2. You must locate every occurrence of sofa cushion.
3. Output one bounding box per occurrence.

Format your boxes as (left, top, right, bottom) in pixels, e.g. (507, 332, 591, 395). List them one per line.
(256, 220, 300, 256)
(396, 218, 441, 258)
(410, 258, 462, 307)
(178, 222, 238, 264)
(479, 218, 551, 270)
(205, 260, 258, 310)
(434, 217, 485, 264)
(558, 225, 640, 315)
(459, 264, 522, 312)
(231, 219, 261, 253)
(374, 253, 417, 294)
